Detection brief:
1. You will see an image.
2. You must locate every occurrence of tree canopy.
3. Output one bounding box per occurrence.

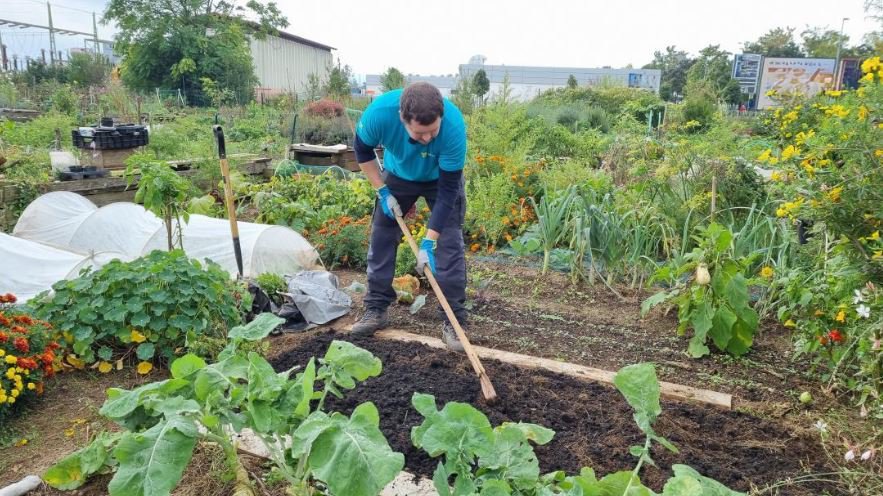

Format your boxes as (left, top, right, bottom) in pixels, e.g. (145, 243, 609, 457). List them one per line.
(380, 67, 405, 92)
(643, 46, 694, 101)
(742, 27, 804, 57)
(104, 0, 287, 104)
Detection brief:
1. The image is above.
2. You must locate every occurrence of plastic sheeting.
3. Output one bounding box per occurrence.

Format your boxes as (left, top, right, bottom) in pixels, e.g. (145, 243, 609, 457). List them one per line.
(13, 192, 322, 278)
(0, 233, 121, 302)
(283, 271, 351, 325)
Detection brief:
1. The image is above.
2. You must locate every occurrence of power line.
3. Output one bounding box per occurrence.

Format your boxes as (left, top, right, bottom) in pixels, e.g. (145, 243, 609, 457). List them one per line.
(11, 0, 99, 16)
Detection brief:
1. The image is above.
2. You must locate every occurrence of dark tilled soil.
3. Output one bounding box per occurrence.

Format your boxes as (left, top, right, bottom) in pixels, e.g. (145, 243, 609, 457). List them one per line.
(270, 330, 835, 495)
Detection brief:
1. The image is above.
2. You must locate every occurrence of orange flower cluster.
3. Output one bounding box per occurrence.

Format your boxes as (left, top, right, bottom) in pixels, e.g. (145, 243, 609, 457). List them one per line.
(0, 297, 63, 412)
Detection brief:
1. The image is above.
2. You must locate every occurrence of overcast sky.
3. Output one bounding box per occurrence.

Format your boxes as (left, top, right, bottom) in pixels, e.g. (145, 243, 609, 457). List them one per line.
(2, 0, 880, 75)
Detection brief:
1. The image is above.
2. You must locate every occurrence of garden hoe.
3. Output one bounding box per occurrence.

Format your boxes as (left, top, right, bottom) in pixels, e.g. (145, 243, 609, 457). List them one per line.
(213, 125, 244, 278)
(394, 213, 498, 404)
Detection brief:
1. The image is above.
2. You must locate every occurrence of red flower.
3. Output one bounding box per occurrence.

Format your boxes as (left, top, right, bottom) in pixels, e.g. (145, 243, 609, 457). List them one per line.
(0, 293, 17, 304)
(13, 315, 33, 326)
(40, 351, 55, 365)
(13, 337, 29, 353)
(11, 325, 27, 334)
(16, 358, 37, 370)
(0, 331, 7, 343)
(47, 341, 61, 351)
(828, 329, 845, 344)
(0, 315, 10, 327)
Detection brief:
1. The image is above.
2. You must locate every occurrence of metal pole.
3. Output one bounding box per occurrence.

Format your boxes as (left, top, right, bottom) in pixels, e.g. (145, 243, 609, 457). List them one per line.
(834, 17, 848, 90)
(93, 12, 100, 56)
(47, 2, 56, 65)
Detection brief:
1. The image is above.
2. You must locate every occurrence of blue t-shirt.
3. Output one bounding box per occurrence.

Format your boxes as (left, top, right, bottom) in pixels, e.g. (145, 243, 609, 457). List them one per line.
(356, 89, 466, 182)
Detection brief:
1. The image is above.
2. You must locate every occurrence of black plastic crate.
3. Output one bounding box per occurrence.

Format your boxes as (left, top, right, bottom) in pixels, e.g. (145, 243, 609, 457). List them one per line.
(72, 125, 149, 150)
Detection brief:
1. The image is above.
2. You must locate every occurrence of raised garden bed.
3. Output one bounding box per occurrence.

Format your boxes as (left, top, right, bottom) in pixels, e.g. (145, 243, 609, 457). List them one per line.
(270, 330, 834, 495)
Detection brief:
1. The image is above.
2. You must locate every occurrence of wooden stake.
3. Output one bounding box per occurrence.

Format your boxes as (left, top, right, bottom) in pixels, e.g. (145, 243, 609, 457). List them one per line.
(376, 329, 732, 409)
(393, 215, 498, 403)
(710, 175, 717, 220)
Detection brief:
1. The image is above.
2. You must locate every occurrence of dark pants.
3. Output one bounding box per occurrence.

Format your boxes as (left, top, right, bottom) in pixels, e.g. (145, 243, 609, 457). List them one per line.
(364, 172, 468, 324)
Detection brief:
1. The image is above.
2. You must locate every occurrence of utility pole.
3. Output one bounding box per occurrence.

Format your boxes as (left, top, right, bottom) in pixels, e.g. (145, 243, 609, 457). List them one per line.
(47, 2, 56, 65)
(93, 12, 99, 56)
(0, 30, 6, 72)
(834, 17, 849, 90)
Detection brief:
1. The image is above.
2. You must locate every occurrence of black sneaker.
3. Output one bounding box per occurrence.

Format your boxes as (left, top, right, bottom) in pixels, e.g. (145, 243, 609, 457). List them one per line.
(351, 309, 389, 337)
(442, 321, 466, 353)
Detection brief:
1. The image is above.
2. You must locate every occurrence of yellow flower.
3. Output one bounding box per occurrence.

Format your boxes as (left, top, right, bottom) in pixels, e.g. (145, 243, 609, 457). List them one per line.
(861, 56, 881, 74)
(757, 149, 772, 163)
(136, 361, 153, 375)
(26, 383, 35, 390)
(875, 150, 883, 158)
(66, 355, 85, 369)
(784, 319, 797, 328)
(828, 186, 843, 202)
(871, 231, 880, 241)
(760, 266, 774, 279)
(98, 361, 113, 374)
(5, 355, 17, 364)
(130, 330, 147, 344)
(776, 207, 787, 218)
(835, 310, 846, 323)
(11, 389, 19, 398)
(15, 438, 27, 446)
(858, 105, 869, 121)
(874, 250, 883, 260)
(781, 145, 798, 161)
(770, 171, 782, 181)
(5, 368, 15, 379)
(825, 90, 842, 97)
(0, 350, 4, 357)
(768, 157, 779, 165)
(64, 428, 75, 437)
(7, 397, 15, 404)
(861, 72, 875, 84)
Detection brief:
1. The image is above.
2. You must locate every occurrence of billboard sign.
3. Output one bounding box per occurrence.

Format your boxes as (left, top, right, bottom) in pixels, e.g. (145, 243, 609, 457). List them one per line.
(757, 57, 835, 109)
(732, 54, 762, 95)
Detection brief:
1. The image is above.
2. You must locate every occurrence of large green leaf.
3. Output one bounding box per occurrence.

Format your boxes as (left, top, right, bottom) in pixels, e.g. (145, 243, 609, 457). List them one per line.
(247, 352, 284, 402)
(411, 394, 494, 461)
(320, 340, 382, 390)
(108, 416, 198, 496)
(228, 313, 284, 341)
(671, 465, 746, 495)
(296, 402, 405, 496)
(43, 432, 121, 490)
(498, 422, 555, 445)
(640, 290, 671, 317)
(724, 273, 749, 311)
(171, 354, 206, 379)
(294, 358, 316, 418)
(479, 425, 542, 490)
(661, 475, 704, 496)
(433, 462, 454, 496)
(480, 479, 513, 495)
(593, 471, 653, 496)
(726, 314, 757, 357)
(613, 364, 661, 435)
(709, 306, 737, 351)
(687, 298, 714, 358)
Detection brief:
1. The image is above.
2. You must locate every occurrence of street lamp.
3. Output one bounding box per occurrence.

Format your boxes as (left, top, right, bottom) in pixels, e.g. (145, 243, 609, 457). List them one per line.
(834, 17, 849, 90)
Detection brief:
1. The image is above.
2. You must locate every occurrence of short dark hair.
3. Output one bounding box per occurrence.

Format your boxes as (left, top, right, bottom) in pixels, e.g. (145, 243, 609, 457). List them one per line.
(400, 82, 444, 125)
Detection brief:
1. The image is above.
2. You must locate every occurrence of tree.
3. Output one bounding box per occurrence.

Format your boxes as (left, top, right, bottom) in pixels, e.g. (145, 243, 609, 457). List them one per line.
(304, 73, 322, 101)
(742, 27, 804, 57)
(643, 46, 694, 101)
(472, 69, 490, 104)
(380, 67, 405, 92)
(451, 76, 474, 114)
(686, 45, 741, 103)
(67, 53, 112, 88)
(566, 74, 578, 89)
(324, 60, 352, 101)
(103, 0, 287, 104)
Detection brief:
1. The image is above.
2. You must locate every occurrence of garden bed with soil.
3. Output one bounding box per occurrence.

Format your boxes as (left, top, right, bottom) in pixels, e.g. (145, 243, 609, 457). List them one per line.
(270, 330, 835, 495)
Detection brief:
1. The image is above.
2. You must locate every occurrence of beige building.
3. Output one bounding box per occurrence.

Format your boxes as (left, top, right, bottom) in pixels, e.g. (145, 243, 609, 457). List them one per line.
(249, 29, 335, 100)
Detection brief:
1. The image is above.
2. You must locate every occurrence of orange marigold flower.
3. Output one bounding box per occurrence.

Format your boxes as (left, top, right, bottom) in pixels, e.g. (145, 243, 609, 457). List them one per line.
(13, 338, 29, 353)
(0, 331, 8, 343)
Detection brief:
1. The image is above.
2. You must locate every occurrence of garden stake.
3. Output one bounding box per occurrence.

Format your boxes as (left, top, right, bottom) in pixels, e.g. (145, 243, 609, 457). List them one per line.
(394, 213, 498, 403)
(213, 125, 244, 278)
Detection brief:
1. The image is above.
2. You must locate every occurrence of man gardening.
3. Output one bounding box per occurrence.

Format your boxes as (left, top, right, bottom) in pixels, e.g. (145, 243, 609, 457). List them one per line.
(351, 82, 468, 352)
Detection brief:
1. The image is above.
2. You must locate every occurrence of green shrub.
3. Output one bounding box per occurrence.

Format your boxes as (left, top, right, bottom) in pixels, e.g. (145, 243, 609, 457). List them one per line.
(32, 250, 244, 365)
(311, 215, 371, 269)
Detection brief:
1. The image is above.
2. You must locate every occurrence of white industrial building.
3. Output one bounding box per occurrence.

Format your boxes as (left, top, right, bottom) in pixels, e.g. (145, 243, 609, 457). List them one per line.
(363, 74, 458, 97)
(459, 63, 662, 101)
(248, 29, 335, 100)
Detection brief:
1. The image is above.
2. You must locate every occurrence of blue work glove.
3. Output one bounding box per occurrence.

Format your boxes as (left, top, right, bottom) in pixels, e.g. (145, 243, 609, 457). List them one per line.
(416, 238, 437, 275)
(376, 185, 402, 220)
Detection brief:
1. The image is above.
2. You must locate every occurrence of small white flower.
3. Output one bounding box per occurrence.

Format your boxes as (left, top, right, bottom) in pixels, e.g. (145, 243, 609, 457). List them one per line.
(814, 420, 828, 433)
(845, 449, 855, 461)
(853, 289, 866, 304)
(857, 304, 871, 319)
(861, 449, 874, 461)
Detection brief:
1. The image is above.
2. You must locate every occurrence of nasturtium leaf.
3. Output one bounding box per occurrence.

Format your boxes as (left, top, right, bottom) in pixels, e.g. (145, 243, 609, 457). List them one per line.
(136, 342, 155, 361)
(98, 346, 114, 361)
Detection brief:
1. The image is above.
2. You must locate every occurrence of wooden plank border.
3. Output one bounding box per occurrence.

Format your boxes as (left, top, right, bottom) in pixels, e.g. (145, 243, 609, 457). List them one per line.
(374, 329, 733, 410)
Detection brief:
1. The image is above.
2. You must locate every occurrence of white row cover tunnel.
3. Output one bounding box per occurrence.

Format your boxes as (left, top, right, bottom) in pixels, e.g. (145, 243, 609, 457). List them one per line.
(11, 192, 322, 280)
(0, 232, 123, 302)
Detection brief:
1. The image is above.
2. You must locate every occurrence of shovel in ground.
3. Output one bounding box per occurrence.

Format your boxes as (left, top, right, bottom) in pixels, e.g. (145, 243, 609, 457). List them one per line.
(393, 213, 498, 403)
(213, 125, 244, 278)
